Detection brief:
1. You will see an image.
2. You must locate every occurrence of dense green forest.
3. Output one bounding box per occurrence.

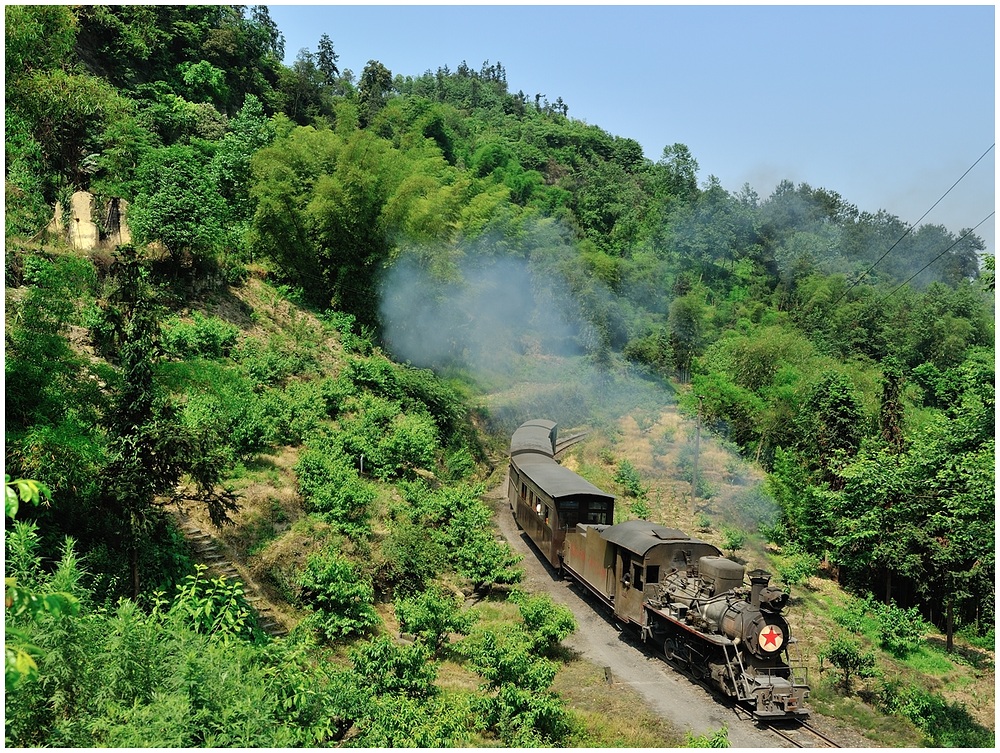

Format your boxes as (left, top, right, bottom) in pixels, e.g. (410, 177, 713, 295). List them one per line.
(5, 5, 994, 748)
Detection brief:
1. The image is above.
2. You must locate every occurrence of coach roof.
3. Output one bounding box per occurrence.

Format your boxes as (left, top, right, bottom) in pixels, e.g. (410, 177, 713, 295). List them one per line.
(509, 419, 557, 458)
(600, 518, 710, 556)
(512, 453, 615, 501)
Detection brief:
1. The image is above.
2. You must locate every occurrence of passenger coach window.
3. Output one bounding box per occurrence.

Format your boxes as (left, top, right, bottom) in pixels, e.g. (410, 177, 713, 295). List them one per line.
(559, 499, 579, 528)
(587, 501, 609, 524)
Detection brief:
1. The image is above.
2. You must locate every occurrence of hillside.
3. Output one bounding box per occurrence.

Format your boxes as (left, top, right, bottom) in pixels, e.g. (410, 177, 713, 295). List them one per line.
(5, 5, 994, 748)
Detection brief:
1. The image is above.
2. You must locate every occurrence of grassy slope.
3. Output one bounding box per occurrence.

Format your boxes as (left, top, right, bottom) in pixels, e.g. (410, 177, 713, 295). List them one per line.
(39, 253, 992, 745)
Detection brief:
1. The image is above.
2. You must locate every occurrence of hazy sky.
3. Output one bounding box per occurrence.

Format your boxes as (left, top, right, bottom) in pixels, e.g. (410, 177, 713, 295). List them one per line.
(266, 2, 995, 254)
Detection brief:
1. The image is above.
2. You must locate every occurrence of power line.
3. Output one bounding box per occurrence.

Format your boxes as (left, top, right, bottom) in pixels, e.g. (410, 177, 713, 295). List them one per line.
(831, 143, 994, 306)
(879, 211, 995, 302)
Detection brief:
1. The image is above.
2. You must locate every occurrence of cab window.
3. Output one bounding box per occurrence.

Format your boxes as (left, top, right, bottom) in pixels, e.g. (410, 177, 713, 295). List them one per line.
(632, 562, 644, 590)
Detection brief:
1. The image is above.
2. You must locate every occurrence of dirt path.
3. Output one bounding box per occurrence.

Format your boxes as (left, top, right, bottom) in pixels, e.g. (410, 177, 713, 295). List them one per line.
(488, 486, 784, 748)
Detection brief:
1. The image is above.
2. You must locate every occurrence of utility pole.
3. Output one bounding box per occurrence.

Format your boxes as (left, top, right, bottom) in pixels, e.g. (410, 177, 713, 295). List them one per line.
(691, 394, 703, 512)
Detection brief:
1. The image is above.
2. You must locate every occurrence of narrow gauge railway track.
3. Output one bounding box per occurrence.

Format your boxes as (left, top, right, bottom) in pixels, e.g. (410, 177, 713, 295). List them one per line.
(769, 720, 841, 748)
(728, 702, 840, 748)
(553, 431, 587, 455)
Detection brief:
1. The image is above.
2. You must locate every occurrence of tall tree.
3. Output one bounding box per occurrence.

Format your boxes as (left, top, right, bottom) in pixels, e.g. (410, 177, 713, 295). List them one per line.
(128, 144, 226, 263)
(358, 60, 392, 128)
(97, 247, 237, 596)
(316, 33, 340, 85)
(654, 143, 699, 204)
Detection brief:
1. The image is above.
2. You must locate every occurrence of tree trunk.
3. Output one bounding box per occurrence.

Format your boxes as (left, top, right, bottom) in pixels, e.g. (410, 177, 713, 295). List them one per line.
(884, 568, 892, 604)
(130, 545, 140, 599)
(946, 596, 954, 653)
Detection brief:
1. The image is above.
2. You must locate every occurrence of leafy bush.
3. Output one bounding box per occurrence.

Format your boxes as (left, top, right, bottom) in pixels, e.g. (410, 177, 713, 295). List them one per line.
(297, 548, 380, 641)
(377, 519, 449, 595)
(774, 544, 819, 586)
(629, 498, 652, 519)
(399, 482, 523, 593)
(821, 633, 877, 693)
(444, 445, 476, 480)
(872, 680, 995, 747)
(871, 600, 930, 658)
(161, 312, 239, 359)
(721, 526, 746, 558)
(321, 310, 373, 354)
(168, 564, 263, 642)
(336, 394, 440, 480)
(460, 628, 572, 746)
(513, 591, 577, 656)
(295, 437, 375, 537)
(234, 334, 319, 387)
(351, 635, 437, 699)
(613, 459, 646, 498)
(956, 623, 994, 651)
(832, 594, 874, 634)
(395, 585, 474, 655)
(685, 724, 730, 747)
(180, 382, 269, 463)
(832, 595, 929, 657)
(350, 692, 474, 747)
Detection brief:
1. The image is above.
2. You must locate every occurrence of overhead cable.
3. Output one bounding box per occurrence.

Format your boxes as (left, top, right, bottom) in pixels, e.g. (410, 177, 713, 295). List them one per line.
(879, 211, 995, 302)
(831, 142, 994, 306)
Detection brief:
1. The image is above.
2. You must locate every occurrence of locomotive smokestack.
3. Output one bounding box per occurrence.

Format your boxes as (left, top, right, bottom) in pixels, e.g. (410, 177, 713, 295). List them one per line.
(748, 568, 771, 608)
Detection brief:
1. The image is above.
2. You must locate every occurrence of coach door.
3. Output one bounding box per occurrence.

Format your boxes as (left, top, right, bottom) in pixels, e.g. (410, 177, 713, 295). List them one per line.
(613, 548, 647, 624)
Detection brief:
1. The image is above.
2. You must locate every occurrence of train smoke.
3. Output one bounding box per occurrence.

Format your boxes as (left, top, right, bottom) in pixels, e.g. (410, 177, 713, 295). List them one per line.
(378, 225, 780, 533)
(378, 225, 672, 435)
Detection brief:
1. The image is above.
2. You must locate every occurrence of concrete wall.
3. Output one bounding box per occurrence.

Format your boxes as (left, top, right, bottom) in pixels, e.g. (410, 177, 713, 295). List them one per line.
(46, 191, 131, 250)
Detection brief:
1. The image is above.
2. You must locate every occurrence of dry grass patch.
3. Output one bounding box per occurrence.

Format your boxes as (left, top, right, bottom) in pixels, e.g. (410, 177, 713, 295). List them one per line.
(553, 656, 686, 746)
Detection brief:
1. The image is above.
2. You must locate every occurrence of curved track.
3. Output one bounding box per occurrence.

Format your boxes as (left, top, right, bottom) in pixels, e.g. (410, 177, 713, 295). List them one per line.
(491, 484, 783, 747)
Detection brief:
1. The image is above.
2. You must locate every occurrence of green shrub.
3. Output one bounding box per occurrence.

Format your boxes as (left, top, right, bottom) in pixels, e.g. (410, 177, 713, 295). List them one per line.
(297, 548, 380, 641)
(613, 459, 646, 498)
(685, 724, 730, 747)
(169, 564, 263, 643)
(350, 635, 437, 699)
(461, 628, 572, 746)
(394, 585, 473, 655)
(957, 623, 994, 651)
(721, 526, 746, 558)
(378, 520, 449, 595)
(629, 498, 652, 519)
(234, 334, 319, 386)
(181, 384, 269, 463)
(350, 692, 474, 747)
(871, 600, 929, 658)
(394, 482, 522, 592)
(832, 594, 875, 634)
(821, 633, 878, 693)
(444, 445, 476, 480)
(161, 312, 239, 359)
(337, 394, 440, 479)
(774, 544, 819, 586)
(832, 595, 929, 658)
(513, 592, 576, 655)
(872, 680, 995, 747)
(295, 438, 374, 538)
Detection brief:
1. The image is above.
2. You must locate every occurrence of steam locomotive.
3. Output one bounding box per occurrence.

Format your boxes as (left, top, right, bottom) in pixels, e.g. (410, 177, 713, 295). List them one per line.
(507, 419, 810, 720)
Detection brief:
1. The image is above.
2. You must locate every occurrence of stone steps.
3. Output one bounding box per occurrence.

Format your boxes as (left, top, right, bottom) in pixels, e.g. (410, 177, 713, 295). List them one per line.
(178, 523, 288, 637)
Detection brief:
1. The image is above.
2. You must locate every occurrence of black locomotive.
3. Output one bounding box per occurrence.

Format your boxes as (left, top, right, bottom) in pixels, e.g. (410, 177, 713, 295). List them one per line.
(507, 419, 810, 720)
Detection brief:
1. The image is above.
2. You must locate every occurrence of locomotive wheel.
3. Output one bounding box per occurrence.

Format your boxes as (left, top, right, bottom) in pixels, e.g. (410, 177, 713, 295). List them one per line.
(663, 638, 678, 661)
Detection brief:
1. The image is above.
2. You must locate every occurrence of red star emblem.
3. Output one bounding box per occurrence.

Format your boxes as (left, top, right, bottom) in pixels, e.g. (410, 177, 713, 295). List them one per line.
(761, 626, 781, 647)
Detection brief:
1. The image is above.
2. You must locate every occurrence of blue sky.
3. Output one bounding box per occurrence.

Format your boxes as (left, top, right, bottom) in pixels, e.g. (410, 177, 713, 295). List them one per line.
(266, 3, 995, 254)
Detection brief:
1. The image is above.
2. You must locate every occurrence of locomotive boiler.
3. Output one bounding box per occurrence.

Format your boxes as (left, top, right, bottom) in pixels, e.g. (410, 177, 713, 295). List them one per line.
(507, 419, 810, 721)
